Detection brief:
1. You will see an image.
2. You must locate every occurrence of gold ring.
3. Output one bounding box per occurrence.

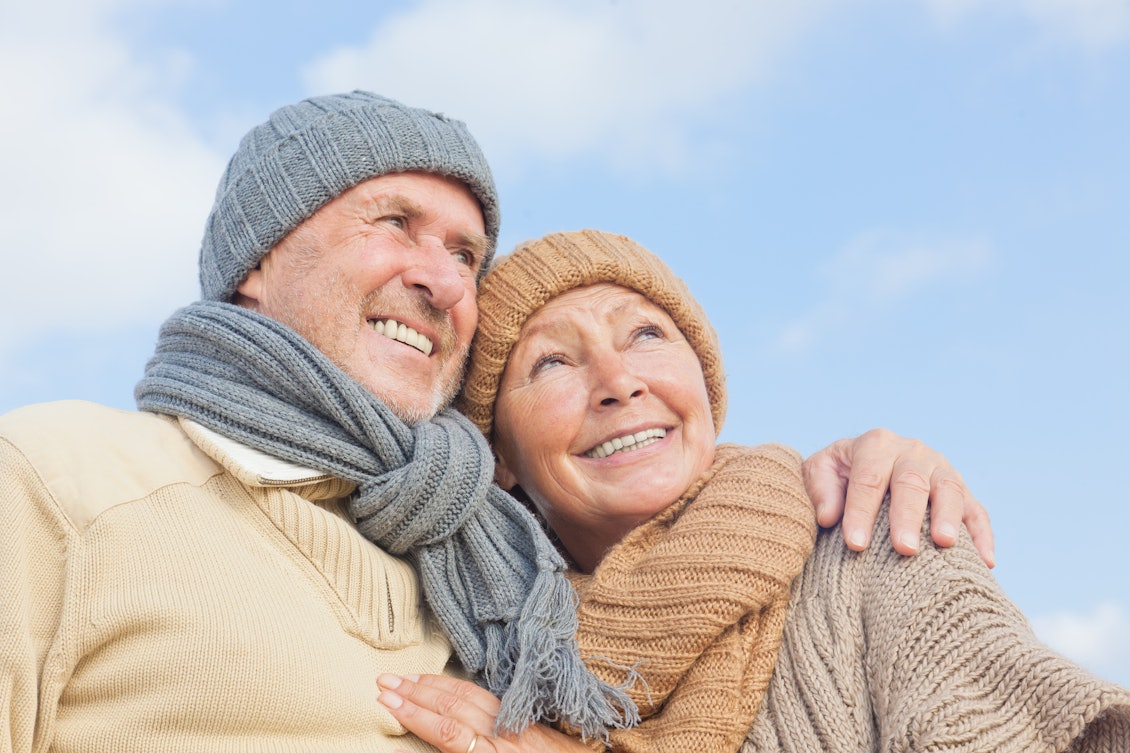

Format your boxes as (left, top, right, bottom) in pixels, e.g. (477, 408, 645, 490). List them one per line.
(465, 735, 478, 753)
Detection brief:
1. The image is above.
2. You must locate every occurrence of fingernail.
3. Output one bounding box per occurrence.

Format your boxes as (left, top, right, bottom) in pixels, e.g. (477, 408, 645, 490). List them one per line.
(378, 690, 403, 709)
(377, 674, 402, 690)
(938, 523, 958, 542)
(898, 532, 920, 553)
(847, 529, 867, 549)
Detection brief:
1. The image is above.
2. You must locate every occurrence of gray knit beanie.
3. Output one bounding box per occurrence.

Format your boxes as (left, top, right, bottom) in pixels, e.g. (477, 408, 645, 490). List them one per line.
(199, 90, 501, 302)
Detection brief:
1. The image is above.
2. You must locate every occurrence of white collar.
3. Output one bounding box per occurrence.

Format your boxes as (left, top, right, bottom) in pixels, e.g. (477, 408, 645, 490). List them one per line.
(180, 418, 336, 487)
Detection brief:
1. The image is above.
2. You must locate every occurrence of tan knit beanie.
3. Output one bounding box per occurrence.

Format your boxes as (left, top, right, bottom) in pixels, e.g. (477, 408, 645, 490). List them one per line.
(459, 229, 727, 440)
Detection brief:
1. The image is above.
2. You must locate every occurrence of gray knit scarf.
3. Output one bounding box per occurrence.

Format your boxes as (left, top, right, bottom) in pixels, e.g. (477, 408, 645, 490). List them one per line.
(135, 301, 637, 738)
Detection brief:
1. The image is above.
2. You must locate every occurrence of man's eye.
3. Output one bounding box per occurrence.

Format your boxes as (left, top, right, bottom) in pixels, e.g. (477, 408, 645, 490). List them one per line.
(452, 249, 474, 267)
(381, 215, 406, 229)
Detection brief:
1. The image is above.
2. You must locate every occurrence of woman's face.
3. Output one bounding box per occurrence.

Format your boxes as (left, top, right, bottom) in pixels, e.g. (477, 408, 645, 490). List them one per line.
(492, 283, 716, 569)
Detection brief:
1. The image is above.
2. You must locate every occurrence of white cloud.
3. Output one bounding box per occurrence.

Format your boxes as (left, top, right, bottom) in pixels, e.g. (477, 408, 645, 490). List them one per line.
(301, 0, 847, 174)
(1032, 602, 1130, 681)
(776, 230, 992, 352)
(923, 0, 1130, 52)
(1, 0, 1119, 360)
(0, 0, 224, 355)
(302, 0, 1128, 174)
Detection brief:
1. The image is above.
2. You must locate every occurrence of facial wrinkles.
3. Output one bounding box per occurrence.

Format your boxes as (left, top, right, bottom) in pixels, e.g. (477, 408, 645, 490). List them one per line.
(359, 283, 470, 424)
(263, 244, 469, 425)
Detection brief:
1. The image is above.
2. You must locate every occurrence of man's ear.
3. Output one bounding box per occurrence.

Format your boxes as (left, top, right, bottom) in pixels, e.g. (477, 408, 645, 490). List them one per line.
(494, 452, 519, 490)
(232, 265, 265, 310)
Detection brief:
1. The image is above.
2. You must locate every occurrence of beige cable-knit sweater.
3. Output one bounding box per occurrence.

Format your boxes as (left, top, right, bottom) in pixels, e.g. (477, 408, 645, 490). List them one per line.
(743, 504, 1130, 752)
(571, 443, 1130, 752)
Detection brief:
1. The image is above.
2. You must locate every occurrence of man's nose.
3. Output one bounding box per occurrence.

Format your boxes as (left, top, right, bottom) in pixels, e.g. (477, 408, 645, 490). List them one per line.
(402, 239, 467, 310)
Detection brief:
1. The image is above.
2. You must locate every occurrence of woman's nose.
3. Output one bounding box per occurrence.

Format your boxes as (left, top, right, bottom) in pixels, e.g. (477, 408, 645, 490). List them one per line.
(590, 354, 648, 408)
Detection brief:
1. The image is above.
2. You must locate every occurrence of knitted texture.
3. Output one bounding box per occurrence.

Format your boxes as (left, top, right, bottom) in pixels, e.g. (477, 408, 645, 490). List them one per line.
(0, 401, 453, 751)
(458, 229, 727, 439)
(742, 504, 1130, 753)
(569, 443, 816, 753)
(199, 90, 500, 302)
(134, 301, 637, 738)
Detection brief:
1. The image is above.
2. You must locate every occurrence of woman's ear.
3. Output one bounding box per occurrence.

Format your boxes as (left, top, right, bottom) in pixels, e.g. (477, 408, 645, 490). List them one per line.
(494, 452, 519, 490)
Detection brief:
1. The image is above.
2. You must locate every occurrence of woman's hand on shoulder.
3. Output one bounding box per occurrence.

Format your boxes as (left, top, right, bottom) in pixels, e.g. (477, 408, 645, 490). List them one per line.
(803, 428, 994, 567)
(379, 673, 597, 753)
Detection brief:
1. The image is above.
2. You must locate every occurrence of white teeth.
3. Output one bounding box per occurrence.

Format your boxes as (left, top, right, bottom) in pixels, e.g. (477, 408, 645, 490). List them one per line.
(369, 319, 434, 356)
(585, 428, 667, 459)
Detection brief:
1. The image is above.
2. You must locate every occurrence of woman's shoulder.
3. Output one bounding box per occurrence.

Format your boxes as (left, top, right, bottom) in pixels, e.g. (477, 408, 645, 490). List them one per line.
(715, 442, 804, 473)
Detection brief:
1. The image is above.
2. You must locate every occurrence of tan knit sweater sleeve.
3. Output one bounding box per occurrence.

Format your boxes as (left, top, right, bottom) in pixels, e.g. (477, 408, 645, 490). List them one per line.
(570, 443, 817, 753)
(743, 503, 1130, 753)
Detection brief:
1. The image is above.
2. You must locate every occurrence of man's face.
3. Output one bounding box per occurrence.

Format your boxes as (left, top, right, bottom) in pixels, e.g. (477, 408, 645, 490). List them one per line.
(235, 172, 488, 423)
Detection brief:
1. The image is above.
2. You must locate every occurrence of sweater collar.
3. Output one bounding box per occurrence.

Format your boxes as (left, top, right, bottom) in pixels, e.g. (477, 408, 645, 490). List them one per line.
(180, 417, 356, 496)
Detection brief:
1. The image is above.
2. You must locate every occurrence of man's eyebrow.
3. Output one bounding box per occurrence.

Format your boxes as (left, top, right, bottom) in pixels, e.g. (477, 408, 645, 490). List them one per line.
(455, 230, 491, 259)
(373, 194, 424, 220)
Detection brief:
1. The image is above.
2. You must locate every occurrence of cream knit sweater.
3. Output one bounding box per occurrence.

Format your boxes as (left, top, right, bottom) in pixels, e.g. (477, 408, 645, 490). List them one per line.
(1, 400, 453, 752)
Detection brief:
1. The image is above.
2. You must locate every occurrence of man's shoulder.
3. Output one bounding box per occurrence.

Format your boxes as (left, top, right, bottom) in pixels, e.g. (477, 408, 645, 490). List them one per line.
(1, 400, 222, 530)
(1, 399, 174, 448)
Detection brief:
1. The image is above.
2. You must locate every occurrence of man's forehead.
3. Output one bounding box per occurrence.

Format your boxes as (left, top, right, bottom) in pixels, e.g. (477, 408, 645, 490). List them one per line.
(352, 171, 475, 199)
(361, 171, 487, 237)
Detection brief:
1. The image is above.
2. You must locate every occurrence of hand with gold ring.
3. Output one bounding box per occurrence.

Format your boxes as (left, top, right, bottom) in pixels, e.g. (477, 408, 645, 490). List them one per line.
(378, 673, 592, 753)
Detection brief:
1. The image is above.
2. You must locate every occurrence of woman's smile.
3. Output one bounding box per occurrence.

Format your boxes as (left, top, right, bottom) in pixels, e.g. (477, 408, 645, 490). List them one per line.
(492, 284, 715, 570)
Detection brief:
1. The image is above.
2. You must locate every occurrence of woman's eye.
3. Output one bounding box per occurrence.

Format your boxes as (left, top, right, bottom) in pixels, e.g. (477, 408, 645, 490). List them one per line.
(633, 325, 664, 342)
(531, 354, 566, 375)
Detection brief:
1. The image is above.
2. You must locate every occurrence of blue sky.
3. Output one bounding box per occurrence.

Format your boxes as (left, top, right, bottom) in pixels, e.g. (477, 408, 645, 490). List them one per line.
(2, 0, 1127, 685)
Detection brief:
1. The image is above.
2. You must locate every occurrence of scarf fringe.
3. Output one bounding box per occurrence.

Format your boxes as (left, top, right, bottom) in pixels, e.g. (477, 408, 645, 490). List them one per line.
(489, 568, 640, 740)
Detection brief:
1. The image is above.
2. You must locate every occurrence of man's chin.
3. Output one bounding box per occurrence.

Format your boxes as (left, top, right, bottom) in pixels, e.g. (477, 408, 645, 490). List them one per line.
(371, 372, 465, 426)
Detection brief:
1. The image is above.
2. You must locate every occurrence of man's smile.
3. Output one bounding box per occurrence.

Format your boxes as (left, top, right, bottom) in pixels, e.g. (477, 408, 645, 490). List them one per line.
(368, 318, 434, 356)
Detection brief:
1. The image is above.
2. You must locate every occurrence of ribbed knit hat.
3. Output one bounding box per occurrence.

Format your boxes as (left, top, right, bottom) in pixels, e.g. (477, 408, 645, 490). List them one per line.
(199, 90, 500, 302)
(458, 229, 727, 440)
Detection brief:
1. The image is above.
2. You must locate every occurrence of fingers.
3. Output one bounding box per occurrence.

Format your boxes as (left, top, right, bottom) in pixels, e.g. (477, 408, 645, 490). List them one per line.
(810, 429, 996, 561)
(921, 473, 966, 549)
(885, 462, 931, 556)
(801, 438, 852, 529)
(836, 429, 899, 551)
(962, 495, 995, 568)
(377, 674, 593, 753)
(377, 674, 497, 753)
(403, 673, 502, 718)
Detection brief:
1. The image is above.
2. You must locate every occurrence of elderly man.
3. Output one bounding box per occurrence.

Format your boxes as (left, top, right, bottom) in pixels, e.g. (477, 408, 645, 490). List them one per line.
(0, 91, 988, 751)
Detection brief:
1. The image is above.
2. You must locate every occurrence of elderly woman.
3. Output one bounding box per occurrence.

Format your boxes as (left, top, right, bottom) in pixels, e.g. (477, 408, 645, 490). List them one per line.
(379, 230, 1130, 753)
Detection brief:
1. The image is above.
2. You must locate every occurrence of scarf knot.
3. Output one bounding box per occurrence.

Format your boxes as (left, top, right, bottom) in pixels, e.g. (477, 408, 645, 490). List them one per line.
(135, 301, 637, 738)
